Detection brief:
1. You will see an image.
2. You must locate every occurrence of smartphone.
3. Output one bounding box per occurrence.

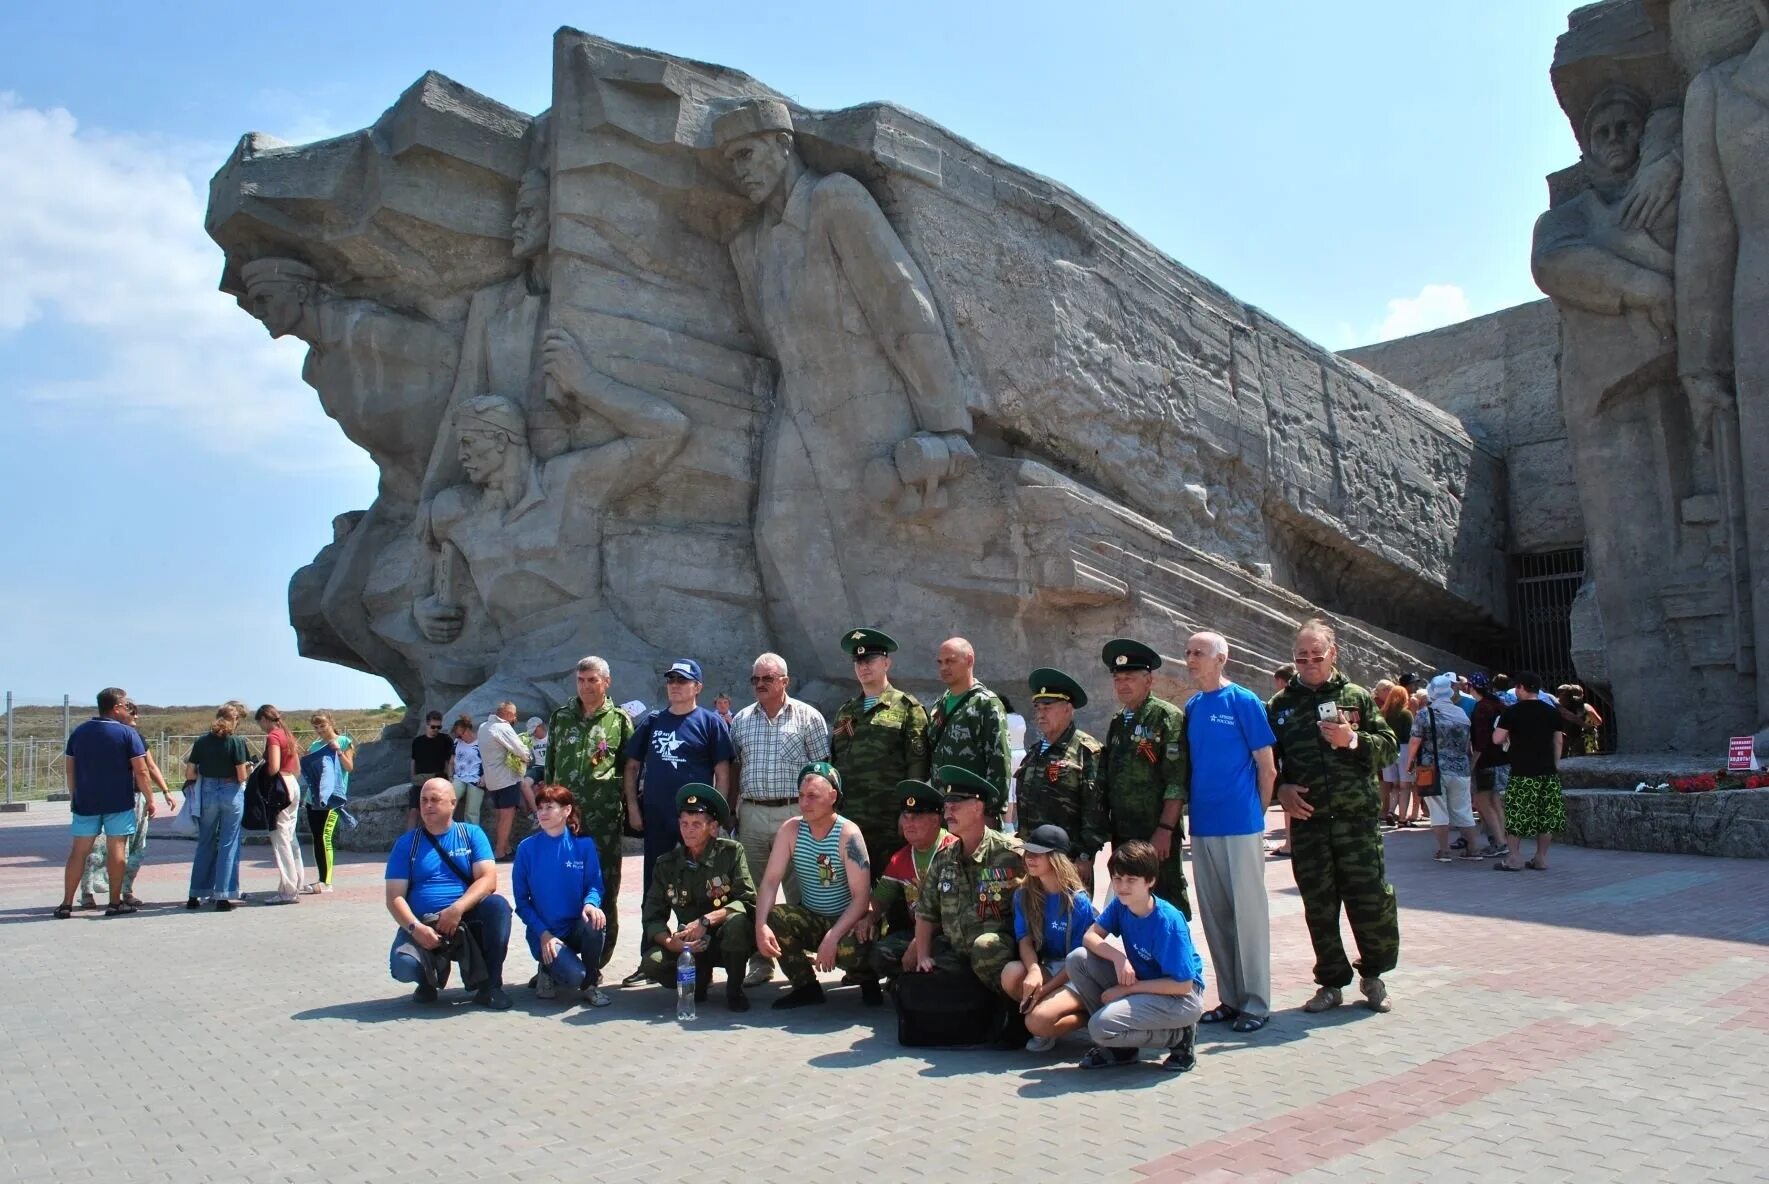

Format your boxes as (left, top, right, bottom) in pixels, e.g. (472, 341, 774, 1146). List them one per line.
(1316, 702, 1343, 724)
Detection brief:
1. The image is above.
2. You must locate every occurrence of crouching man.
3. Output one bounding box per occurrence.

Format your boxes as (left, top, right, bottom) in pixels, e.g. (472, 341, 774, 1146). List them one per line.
(1025, 839, 1205, 1072)
(385, 777, 513, 1009)
(637, 785, 758, 1011)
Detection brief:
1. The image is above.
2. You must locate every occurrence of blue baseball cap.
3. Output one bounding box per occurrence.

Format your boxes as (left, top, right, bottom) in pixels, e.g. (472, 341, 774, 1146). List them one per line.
(663, 658, 703, 682)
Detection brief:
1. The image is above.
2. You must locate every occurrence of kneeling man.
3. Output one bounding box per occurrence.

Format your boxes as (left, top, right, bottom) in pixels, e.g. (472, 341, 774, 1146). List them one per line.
(638, 785, 758, 1011)
(385, 777, 513, 1009)
(1026, 839, 1205, 1072)
(756, 762, 879, 1008)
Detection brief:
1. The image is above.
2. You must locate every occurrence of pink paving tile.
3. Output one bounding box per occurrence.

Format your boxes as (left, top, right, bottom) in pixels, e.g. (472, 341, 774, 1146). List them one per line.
(1133, 1018, 1621, 1182)
(1713, 971, 1769, 1031)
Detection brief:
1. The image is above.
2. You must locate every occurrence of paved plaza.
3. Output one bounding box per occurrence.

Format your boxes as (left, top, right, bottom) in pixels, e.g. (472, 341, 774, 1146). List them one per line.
(3, 803, 1766, 1184)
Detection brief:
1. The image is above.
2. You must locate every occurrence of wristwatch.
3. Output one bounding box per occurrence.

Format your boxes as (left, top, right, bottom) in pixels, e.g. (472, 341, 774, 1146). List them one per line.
(699, 913, 715, 931)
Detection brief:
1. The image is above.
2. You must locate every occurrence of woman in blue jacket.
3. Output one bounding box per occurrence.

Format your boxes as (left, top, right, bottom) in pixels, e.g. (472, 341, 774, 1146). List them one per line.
(513, 782, 612, 1007)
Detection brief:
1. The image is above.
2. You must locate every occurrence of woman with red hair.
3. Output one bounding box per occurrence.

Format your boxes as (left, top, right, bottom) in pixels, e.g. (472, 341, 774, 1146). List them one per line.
(512, 783, 612, 1007)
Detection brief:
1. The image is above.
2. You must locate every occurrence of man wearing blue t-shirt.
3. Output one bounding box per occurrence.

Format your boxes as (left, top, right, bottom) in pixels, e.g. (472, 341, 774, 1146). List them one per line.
(1183, 632, 1278, 1033)
(623, 658, 734, 895)
(56, 687, 153, 918)
(385, 778, 513, 1009)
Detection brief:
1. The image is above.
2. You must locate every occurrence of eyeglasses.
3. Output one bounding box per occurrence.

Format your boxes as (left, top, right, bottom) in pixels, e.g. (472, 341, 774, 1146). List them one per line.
(663, 673, 693, 684)
(1293, 653, 1331, 664)
(749, 675, 782, 685)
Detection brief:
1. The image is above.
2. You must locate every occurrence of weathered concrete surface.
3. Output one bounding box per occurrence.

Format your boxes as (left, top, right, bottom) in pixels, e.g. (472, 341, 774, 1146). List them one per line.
(1563, 788, 1769, 858)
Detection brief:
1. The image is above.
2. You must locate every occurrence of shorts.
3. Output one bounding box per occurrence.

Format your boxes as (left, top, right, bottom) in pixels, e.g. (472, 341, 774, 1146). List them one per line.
(487, 784, 522, 810)
(1476, 766, 1511, 794)
(525, 764, 545, 784)
(1381, 760, 1404, 782)
(71, 809, 138, 838)
(1423, 774, 1475, 828)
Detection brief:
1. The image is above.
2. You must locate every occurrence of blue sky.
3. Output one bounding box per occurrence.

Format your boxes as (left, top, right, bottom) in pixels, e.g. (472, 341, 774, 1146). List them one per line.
(0, 0, 1577, 709)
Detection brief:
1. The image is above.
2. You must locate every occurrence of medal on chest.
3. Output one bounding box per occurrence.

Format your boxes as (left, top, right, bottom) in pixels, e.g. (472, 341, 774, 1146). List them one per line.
(1046, 759, 1066, 785)
(836, 717, 856, 739)
(706, 874, 729, 906)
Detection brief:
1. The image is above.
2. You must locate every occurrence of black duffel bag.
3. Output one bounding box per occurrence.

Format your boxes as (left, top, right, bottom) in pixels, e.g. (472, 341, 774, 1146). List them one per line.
(890, 969, 1005, 1047)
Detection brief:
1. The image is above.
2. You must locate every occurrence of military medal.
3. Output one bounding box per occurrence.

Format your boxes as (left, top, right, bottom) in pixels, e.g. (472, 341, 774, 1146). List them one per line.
(1046, 760, 1064, 784)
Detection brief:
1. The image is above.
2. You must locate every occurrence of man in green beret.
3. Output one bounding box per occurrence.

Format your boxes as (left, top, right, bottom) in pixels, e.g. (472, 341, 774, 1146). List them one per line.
(1015, 668, 1107, 888)
(637, 784, 758, 1011)
(906, 765, 1025, 995)
(1098, 639, 1192, 919)
(830, 628, 931, 873)
(861, 780, 957, 979)
(928, 637, 1014, 804)
(754, 762, 879, 1007)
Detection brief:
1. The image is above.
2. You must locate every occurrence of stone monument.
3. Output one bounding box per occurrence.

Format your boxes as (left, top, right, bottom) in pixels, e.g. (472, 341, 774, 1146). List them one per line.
(208, 31, 1511, 789)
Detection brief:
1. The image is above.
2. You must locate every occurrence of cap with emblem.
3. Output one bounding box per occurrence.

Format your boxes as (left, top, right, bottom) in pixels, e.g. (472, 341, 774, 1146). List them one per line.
(1027, 667, 1087, 710)
(1101, 638, 1161, 672)
(662, 658, 704, 682)
(935, 764, 1005, 811)
(798, 760, 844, 803)
(840, 628, 898, 659)
(1020, 824, 1072, 856)
(895, 779, 945, 814)
(675, 783, 731, 828)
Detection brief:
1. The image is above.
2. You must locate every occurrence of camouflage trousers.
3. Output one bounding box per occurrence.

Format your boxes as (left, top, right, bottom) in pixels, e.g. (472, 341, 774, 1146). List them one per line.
(897, 930, 1017, 996)
(1290, 814, 1399, 988)
(870, 929, 915, 980)
(584, 824, 624, 968)
(640, 914, 756, 987)
(769, 904, 875, 988)
(1111, 831, 1191, 920)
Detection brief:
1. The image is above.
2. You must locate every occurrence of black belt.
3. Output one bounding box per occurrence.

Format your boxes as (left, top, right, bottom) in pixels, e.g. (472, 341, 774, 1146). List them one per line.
(742, 797, 797, 805)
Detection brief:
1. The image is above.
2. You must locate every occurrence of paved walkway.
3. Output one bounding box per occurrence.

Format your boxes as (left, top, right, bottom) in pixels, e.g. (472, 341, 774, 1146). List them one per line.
(3, 803, 1766, 1183)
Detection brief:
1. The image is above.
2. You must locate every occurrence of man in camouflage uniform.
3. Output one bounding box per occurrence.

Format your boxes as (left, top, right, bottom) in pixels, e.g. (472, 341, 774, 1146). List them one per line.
(1013, 668, 1106, 885)
(829, 627, 931, 872)
(928, 637, 1013, 799)
(543, 655, 634, 966)
(1267, 619, 1399, 1013)
(907, 765, 1024, 995)
(638, 785, 758, 1011)
(864, 780, 956, 978)
(1098, 638, 1191, 919)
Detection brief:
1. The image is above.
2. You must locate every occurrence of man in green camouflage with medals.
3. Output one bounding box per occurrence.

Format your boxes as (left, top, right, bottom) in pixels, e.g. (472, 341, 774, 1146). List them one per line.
(906, 765, 1025, 994)
(1098, 639, 1192, 919)
(542, 655, 634, 966)
(1267, 619, 1399, 1014)
(829, 628, 931, 872)
(928, 637, 1013, 801)
(1013, 668, 1107, 886)
(637, 785, 758, 1011)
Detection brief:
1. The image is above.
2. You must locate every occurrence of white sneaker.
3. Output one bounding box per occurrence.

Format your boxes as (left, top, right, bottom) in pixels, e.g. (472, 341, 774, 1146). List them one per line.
(316, 882, 334, 893)
(581, 985, 612, 1008)
(1025, 1035, 1057, 1053)
(535, 968, 556, 1000)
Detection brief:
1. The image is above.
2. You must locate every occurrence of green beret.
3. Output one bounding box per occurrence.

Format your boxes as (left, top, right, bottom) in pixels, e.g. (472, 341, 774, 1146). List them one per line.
(1102, 638, 1162, 672)
(935, 764, 1004, 811)
(895, 779, 945, 814)
(676, 783, 730, 827)
(799, 760, 843, 801)
(840, 627, 898, 658)
(1027, 666, 1087, 709)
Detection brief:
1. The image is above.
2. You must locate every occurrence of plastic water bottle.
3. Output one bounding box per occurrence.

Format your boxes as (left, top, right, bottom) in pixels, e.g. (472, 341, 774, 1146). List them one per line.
(676, 946, 696, 1022)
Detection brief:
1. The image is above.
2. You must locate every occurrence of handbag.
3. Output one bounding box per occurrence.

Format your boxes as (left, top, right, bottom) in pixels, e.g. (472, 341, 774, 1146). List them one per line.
(890, 969, 1004, 1047)
(1413, 707, 1439, 790)
(243, 760, 291, 830)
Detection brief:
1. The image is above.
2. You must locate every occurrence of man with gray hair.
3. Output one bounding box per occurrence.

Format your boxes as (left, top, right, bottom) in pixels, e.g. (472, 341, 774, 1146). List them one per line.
(728, 651, 832, 985)
(544, 655, 634, 967)
(1182, 630, 1279, 1032)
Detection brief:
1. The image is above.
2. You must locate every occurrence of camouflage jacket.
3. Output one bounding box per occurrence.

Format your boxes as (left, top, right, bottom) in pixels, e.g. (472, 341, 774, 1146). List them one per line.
(928, 682, 1013, 798)
(830, 686, 931, 831)
(640, 836, 756, 946)
(1100, 696, 1189, 842)
(1267, 672, 1397, 820)
(1013, 724, 1107, 856)
(914, 827, 1024, 948)
(542, 697, 633, 842)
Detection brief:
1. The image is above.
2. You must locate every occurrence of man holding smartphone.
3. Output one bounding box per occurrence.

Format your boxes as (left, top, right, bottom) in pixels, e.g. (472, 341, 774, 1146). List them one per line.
(1266, 619, 1400, 1015)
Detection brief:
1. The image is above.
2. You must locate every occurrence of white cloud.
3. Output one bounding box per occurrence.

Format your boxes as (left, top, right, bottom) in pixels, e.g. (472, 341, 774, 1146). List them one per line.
(0, 93, 372, 475)
(1364, 283, 1474, 346)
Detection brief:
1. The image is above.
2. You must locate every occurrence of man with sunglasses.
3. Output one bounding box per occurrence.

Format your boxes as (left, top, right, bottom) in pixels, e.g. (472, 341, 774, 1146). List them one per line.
(56, 688, 154, 918)
(408, 710, 454, 830)
(729, 651, 831, 987)
(623, 659, 733, 895)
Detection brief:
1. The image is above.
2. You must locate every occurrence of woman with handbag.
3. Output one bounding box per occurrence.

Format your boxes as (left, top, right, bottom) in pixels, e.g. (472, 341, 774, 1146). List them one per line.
(1404, 675, 1481, 864)
(185, 708, 250, 911)
(301, 710, 353, 894)
(255, 705, 308, 904)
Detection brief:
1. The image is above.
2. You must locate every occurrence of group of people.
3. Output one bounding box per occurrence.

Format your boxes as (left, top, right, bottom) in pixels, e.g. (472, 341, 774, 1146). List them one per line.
(56, 616, 1587, 1073)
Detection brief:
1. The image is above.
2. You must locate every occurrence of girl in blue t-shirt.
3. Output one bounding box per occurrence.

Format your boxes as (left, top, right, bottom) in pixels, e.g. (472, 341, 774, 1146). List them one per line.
(1004, 824, 1097, 1052)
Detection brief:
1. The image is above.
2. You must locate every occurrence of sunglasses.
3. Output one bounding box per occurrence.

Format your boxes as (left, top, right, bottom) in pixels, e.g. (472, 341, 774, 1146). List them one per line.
(663, 673, 693, 684)
(749, 674, 782, 685)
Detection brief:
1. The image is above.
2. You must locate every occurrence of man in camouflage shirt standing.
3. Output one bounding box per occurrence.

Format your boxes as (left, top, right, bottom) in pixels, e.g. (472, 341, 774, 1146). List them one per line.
(1013, 668, 1107, 886)
(829, 628, 931, 872)
(543, 655, 634, 967)
(1098, 639, 1191, 919)
(928, 637, 1013, 802)
(1267, 618, 1399, 1014)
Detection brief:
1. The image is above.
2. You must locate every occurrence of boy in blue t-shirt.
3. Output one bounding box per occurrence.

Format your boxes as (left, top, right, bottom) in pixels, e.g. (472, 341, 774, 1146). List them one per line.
(1023, 839, 1206, 1071)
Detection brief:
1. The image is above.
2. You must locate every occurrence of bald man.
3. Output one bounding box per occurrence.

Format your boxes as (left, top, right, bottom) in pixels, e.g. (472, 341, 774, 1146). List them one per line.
(928, 637, 1013, 802)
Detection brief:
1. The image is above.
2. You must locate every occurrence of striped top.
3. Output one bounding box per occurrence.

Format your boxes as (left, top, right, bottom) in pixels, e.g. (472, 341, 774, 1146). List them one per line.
(791, 815, 853, 917)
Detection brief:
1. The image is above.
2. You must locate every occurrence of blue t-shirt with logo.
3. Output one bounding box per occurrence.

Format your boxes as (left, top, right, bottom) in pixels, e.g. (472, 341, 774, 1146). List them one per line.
(385, 823, 493, 917)
(1013, 888, 1097, 959)
(1096, 895, 1206, 990)
(626, 707, 734, 809)
(1184, 683, 1278, 836)
(65, 717, 147, 816)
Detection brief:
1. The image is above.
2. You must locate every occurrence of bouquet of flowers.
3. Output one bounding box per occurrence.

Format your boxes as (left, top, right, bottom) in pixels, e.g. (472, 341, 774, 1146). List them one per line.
(1667, 769, 1769, 793)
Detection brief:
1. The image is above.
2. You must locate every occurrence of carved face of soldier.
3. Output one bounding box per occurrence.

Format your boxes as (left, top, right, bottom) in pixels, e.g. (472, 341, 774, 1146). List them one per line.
(1585, 102, 1644, 178)
(723, 131, 793, 205)
(510, 172, 549, 261)
(246, 279, 309, 339)
(458, 428, 508, 486)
